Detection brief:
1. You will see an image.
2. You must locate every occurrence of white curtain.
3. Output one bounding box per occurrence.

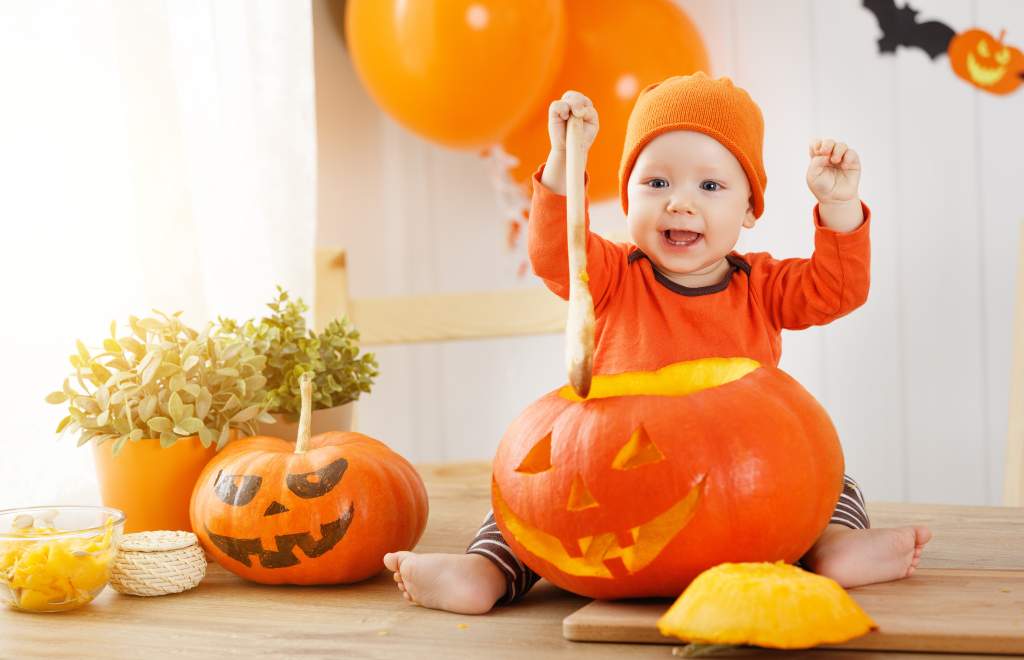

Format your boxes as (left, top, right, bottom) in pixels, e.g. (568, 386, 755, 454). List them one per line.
(0, 1, 316, 507)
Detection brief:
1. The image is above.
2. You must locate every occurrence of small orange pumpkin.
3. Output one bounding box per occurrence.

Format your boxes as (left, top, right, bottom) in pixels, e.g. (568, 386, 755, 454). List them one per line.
(492, 358, 844, 600)
(948, 28, 1024, 95)
(189, 375, 428, 584)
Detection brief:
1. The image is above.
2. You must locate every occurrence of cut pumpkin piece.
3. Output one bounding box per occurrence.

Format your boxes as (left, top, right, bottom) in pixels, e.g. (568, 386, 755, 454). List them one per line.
(657, 561, 877, 649)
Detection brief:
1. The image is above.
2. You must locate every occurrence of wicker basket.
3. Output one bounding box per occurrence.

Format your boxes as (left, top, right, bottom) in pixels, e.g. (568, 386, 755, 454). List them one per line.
(109, 531, 206, 597)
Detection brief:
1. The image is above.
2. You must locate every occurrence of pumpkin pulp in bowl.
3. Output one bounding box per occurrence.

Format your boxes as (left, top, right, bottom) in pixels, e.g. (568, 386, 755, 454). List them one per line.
(0, 505, 125, 612)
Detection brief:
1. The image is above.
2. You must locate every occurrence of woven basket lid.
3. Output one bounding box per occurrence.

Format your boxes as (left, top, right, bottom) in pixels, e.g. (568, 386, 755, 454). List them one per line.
(118, 530, 198, 553)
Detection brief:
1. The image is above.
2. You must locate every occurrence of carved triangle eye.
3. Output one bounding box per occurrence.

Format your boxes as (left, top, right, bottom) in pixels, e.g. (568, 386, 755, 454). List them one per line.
(515, 432, 552, 474)
(567, 475, 599, 511)
(612, 425, 665, 470)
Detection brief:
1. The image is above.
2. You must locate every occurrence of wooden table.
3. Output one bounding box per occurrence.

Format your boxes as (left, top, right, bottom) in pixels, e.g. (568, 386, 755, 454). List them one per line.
(2, 462, 1021, 659)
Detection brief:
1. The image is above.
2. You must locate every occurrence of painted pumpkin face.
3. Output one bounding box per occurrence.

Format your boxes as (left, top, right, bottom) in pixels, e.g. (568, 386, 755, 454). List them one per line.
(949, 29, 1024, 95)
(492, 358, 844, 600)
(190, 432, 428, 585)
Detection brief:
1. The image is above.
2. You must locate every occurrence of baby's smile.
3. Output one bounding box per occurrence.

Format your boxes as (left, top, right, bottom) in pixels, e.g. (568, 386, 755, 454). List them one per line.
(662, 229, 703, 249)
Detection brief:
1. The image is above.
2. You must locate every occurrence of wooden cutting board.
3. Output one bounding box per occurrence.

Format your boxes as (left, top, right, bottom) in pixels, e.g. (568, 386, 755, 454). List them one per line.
(563, 568, 1024, 654)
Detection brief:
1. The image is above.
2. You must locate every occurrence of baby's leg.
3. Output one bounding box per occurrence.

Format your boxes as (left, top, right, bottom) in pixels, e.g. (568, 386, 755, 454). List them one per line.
(382, 512, 537, 614)
(801, 475, 933, 588)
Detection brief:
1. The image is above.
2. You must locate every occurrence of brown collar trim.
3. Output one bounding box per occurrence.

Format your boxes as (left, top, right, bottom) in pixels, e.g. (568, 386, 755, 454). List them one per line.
(627, 250, 750, 297)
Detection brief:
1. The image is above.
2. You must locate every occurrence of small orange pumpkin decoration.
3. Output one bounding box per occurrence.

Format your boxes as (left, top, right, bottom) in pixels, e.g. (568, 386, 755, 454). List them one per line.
(492, 358, 844, 600)
(948, 28, 1024, 95)
(190, 374, 428, 584)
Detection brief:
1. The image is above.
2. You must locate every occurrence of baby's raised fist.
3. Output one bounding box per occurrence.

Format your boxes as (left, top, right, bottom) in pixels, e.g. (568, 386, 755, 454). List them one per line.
(548, 90, 599, 153)
(806, 137, 861, 204)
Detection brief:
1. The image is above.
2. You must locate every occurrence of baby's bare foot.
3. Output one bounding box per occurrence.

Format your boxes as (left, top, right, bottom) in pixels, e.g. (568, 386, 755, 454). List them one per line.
(382, 551, 508, 615)
(803, 524, 933, 588)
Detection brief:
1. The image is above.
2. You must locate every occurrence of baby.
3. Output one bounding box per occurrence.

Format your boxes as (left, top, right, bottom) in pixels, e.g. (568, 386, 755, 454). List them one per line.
(384, 73, 932, 614)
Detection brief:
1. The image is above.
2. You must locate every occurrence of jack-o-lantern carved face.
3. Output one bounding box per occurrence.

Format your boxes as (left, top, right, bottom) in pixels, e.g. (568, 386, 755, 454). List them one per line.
(492, 358, 844, 600)
(949, 29, 1024, 95)
(190, 432, 429, 585)
(203, 457, 355, 569)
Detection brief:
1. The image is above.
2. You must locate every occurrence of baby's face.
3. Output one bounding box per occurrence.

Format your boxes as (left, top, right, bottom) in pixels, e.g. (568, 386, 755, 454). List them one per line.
(626, 130, 755, 277)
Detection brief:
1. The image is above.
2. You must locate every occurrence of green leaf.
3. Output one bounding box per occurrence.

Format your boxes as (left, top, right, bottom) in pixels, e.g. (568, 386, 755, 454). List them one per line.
(169, 372, 186, 394)
(138, 396, 157, 422)
(103, 338, 121, 354)
(129, 429, 145, 441)
(112, 436, 129, 455)
(119, 336, 144, 356)
(182, 383, 201, 399)
(106, 358, 132, 371)
(216, 425, 232, 450)
(140, 354, 161, 387)
(90, 361, 112, 383)
(159, 432, 177, 448)
(230, 405, 261, 423)
(45, 391, 68, 405)
(155, 363, 180, 379)
(139, 318, 164, 333)
(195, 388, 212, 421)
(175, 417, 204, 435)
(168, 392, 185, 423)
(146, 416, 173, 433)
(183, 355, 200, 372)
(112, 413, 131, 435)
(96, 409, 110, 427)
(73, 396, 100, 414)
(95, 387, 110, 410)
(223, 393, 241, 412)
(55, 416, 73, 434)
(256, 411, 276, 424)
(198, 425, 216, 448)
(76, 340, 91, 363)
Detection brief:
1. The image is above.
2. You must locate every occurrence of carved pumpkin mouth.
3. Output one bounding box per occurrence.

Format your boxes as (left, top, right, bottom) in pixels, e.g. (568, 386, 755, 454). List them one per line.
(493, 476, 705, 579)
(966, 51, 1008, 86)
(205, 504, 355, 569)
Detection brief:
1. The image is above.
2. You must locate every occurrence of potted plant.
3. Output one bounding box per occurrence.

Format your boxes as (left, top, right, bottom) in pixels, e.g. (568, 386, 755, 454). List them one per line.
(46, 311, 274, 533)
(217, 287, 378, 438)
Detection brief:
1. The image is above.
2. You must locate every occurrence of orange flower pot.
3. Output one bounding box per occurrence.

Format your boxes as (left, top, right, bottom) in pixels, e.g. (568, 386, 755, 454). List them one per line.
(92, 437, 218, 533)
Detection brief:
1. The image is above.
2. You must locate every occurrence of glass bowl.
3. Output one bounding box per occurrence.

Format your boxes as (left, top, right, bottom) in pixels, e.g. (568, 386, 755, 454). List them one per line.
(0, 505, 125, 613)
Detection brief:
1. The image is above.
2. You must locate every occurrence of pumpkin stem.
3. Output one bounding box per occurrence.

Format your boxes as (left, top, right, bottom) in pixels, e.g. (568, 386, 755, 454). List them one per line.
(295, 371, 313, 454)
(999, 29, 1006, 43)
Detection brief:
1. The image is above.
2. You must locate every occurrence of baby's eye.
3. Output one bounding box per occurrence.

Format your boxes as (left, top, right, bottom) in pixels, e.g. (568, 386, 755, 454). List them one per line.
(700, 180, 720, 192)
(646, 178, 669, 189)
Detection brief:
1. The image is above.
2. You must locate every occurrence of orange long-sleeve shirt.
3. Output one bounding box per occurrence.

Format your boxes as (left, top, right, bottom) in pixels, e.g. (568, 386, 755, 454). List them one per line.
(528, 168, 871, 374)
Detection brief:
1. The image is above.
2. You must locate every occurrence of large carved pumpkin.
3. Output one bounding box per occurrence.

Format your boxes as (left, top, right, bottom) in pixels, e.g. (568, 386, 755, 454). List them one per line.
(190, 377, 428, 584)
(948, 28, 1024, 95)
(491, 357, 844, 600)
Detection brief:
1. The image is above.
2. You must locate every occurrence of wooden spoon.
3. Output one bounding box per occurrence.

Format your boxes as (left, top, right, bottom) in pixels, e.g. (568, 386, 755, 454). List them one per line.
(565, 115, 595, 398)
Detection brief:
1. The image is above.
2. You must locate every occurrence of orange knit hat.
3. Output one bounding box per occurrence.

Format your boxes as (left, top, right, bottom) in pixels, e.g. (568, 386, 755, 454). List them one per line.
(618, 72, 767, 218)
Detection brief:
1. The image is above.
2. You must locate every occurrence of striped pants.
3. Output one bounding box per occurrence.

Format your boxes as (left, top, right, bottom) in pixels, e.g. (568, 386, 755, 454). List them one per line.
(467, 474, 870, 605)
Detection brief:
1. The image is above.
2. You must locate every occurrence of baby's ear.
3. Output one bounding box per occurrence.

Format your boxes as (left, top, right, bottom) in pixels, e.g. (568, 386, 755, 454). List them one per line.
(742, 201, 757, 229)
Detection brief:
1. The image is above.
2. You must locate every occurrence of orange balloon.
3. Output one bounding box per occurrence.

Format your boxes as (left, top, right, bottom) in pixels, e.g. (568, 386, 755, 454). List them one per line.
(501, 0, 709, 202)
(345, 0, 566, 149)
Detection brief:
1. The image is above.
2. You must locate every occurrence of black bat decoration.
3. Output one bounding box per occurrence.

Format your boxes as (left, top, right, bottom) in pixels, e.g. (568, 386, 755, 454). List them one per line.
(863, 0, 956, 60)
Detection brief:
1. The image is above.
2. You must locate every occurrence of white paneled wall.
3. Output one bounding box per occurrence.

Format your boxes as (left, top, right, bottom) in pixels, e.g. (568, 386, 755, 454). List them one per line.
(315, 0, 1024, 504)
